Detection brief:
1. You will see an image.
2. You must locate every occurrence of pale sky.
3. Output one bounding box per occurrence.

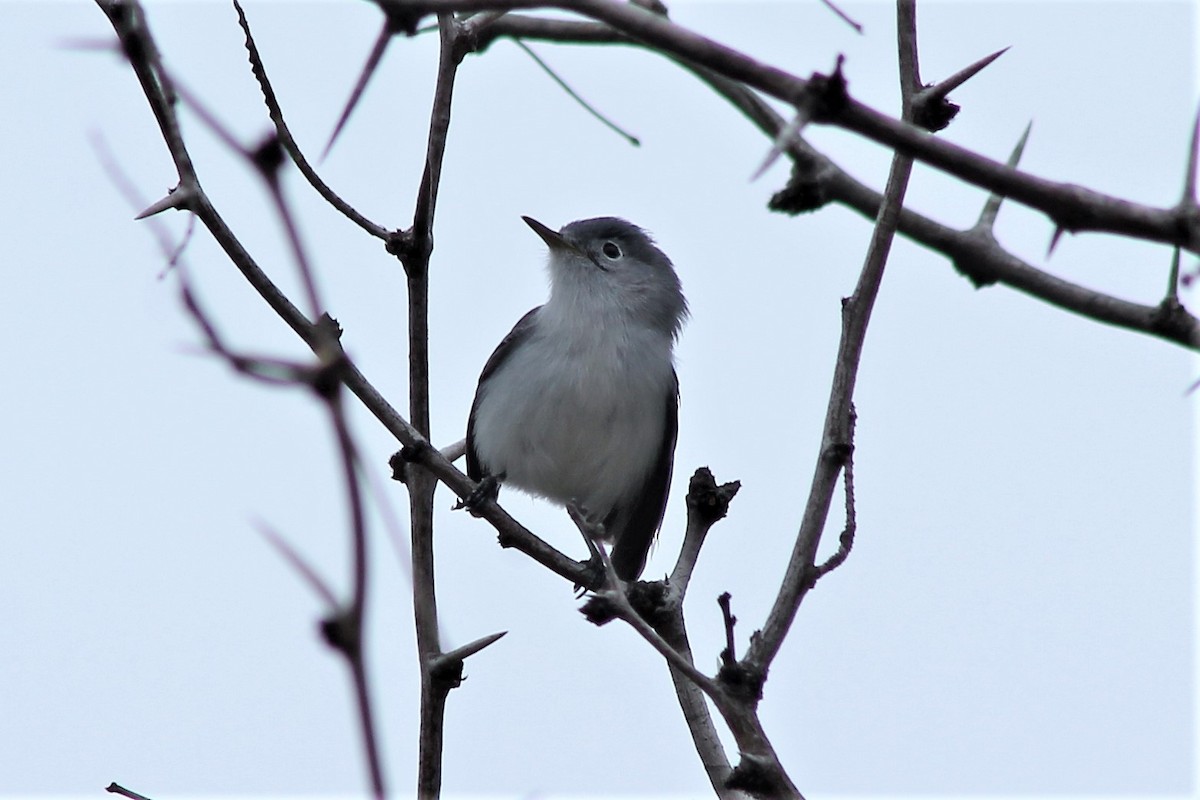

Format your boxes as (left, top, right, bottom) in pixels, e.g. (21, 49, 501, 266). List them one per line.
(1, 1, 1195, 797)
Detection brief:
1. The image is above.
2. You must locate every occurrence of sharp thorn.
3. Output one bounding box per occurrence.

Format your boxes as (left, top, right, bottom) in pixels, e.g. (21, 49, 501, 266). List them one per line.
(322, 19, 394, 162)
(255, 521, 339, 609)
(922, 45, 1010, 103)
(974, 121, 1032, 232)
(1181, 102, 1200, 205)
(439, 630, 509, 664)
(1047, 224, 1066, 257)
(135, 185, 193, 219)
(1166, 247, 1182, 302)
(751, 110, 810, 181)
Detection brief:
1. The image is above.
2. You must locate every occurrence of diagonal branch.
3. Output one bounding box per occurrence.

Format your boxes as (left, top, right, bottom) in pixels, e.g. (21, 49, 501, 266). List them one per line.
(234, 1, 390, 240)
(386, 0, 1200, 255)
(466, 14, 1200, 350)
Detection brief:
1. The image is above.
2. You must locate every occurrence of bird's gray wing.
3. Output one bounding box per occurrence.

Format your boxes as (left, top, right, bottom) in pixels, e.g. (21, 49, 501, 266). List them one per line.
(465, 307, 542, 482)
(609, 369, 679, 581)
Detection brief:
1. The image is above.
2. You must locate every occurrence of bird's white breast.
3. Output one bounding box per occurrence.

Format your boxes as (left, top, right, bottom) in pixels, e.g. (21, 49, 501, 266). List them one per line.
(471, 305, 674, 515)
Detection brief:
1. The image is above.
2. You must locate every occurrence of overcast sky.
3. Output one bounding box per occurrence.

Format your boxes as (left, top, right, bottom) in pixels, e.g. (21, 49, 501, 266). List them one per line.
(1, 1, 1196, 798)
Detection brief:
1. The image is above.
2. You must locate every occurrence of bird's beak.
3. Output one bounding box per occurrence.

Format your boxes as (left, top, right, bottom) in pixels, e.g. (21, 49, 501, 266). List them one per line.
(523, 216, 574, 253)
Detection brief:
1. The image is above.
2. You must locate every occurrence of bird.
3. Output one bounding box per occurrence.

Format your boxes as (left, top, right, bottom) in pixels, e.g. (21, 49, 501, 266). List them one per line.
(465, 216, 688, 581)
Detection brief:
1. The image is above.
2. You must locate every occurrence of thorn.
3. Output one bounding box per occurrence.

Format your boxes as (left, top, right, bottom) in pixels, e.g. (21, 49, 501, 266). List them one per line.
(751, 109, 811, 181)
(924, 46, 1009, 104)
(515, 40, 640, 147)
(256, 520, 339, 609)
(1181, 102, 1200, 205)
(912, 46, 1009, 132)
(436, 630, 508, 666)
(56, 36, 121, 53)
(1166, 247, 1182, 303)
(322, 18, 394, 161)
(974, 121, 1032, 232)
(135, 184, 193, 219)
(1047, 224, 1066, 257)
(818, 0, 864, 33)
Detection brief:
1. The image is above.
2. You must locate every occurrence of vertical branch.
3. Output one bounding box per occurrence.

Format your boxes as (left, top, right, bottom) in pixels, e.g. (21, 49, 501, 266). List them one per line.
(746, 0, 920, 674)
(402, 14, 464, 800)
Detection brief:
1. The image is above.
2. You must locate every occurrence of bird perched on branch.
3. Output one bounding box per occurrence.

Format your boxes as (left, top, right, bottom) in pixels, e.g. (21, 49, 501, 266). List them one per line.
(466, 216, 688, 581)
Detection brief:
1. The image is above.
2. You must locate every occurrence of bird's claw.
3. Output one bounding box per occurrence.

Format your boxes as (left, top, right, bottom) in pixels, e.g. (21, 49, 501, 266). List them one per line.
(455, 474, 499, 516)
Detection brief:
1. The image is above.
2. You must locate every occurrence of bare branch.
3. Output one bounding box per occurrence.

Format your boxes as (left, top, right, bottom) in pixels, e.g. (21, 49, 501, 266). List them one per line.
(234, 1, 391, 240)
(818, 0, 863, 34)
(812, 403, 857, 581)
(384, 0, 1200, 254)
(668, 468, 740, 598)
(513, 39, 640, 146)
(586, 542, 723, 696)
(747, 0, 917, 675)
(106, 784, 153, 800)
(474, 14, 1200, 350)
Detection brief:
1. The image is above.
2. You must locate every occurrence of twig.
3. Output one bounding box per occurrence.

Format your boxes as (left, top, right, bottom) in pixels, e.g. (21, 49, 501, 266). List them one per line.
(234, 1, 390, 240)
(589, 540, 722, 695)
(717, 592, 737, 665)
(667, 468, 740, 599)
(812, 402, 856, 580)
(513, 39, 640, 146)
(746, 0, 917, 676)
(382, 0, 1200, 255)
(471, 15, 1200, 351)
(818, 0, 863, 33)
(106, 784, 152, 800)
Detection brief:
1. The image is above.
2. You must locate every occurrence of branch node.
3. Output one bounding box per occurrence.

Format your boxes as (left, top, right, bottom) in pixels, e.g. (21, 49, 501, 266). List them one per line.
(726, 752, 785, 797)
(428, 653, 465, 692)
(250, 132, 284, 179)
(768, 153, 838, 215)
(428, 630, 508, 689)
(716, 593, 763, 703)
(320, 607, 360, 657)
(389, 442, 433, 484)
(686, 467, 741, 526)
(802, 54, 848, 123)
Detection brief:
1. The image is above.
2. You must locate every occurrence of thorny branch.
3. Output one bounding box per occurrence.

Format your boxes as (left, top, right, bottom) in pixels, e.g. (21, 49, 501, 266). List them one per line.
(382, 0, 1200, 257)
(92, 0, 1197, 798)
(463, 15, 1200, 350)
(746, 0, 919, 675)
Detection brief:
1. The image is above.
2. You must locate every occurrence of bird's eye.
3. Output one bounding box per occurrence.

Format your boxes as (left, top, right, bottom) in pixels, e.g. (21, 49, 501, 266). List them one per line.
(602, 242, 622, 259)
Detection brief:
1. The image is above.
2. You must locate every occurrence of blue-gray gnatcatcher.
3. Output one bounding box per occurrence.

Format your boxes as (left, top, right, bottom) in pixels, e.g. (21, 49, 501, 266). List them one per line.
(466, 216, 688, 580)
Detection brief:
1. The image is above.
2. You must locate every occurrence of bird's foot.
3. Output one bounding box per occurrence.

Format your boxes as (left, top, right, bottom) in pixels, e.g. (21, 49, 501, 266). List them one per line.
(455, 474, 499, 517)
